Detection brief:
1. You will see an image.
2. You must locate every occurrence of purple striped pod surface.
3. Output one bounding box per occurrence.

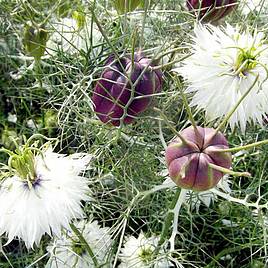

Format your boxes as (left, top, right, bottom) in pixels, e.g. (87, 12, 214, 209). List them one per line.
(92, 53, 163, 126)
(165, 126, 232, 191)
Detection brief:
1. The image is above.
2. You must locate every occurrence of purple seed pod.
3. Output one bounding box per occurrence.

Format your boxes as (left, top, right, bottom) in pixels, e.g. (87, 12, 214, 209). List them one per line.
(165, 126, 232, 191)
(92, 52, 163, 126)
(186, 0, 238, 23)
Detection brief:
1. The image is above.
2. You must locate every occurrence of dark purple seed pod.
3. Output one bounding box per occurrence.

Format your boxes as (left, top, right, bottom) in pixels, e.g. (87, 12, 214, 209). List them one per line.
(92, 52, 163, 126)
(186, 0, 238, 23)
(165, 126, 232, 191)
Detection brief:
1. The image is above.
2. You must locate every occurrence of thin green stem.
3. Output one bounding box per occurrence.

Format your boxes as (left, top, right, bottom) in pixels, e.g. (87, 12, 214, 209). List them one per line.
(34, 59, 43, 89)
(26, 134, 57, 147)
(90, 6, 121, 62)
(70, 223, 99, 268)
(155, 188, 181, 254)
(174, 76, 197, 129)
(216, 74, 259, 132)
(153, 108, 190, 145)
(153, 54, 193, 71)
(0, 148, 14, 156)
(140, 0, 150, 48)
(154, 46, 189, 62)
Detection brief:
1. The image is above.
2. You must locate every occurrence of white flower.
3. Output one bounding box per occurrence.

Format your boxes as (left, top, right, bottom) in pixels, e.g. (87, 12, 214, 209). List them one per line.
(161, 169, 231, 212)
(0, 148, 92, 248)
(27, 119, 38, 129)
(174, 24, 268, 132)
(184, 175, 231, 211)
(46, 220, 113, 268)
(221, 219, 238, 227)
(241, 0, 267, 15)
(7, 113, 17, 123)
(46, 16, 102, 56)
(119, 232, 173, 268)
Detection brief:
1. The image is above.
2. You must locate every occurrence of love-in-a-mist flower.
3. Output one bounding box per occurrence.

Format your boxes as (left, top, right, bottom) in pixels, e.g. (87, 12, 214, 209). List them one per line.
(46, 11, 102, 56)
(0, 140, 92, 249)
(174, 24, 268, 132)
(119, 232, 172, 268)
(46, 220, 113, 268)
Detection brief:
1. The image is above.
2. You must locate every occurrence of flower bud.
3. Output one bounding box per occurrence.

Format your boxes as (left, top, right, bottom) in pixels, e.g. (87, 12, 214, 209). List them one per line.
(113, 0, 142, 13)
(165, 126, 232, 191)
(186, 0, 238, 23)
(23, 22, 48, 60)
(72, 11, 86, 29)
(92, 52, 163, 126)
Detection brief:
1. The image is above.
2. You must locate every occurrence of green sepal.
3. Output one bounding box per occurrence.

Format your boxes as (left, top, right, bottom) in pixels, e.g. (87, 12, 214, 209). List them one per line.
(23, 22, 48, 60)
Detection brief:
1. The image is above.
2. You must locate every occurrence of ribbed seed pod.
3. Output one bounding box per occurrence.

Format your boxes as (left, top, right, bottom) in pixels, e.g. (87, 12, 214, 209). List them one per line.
(165, 126, 232, 191)
(92, 53, 163, 126)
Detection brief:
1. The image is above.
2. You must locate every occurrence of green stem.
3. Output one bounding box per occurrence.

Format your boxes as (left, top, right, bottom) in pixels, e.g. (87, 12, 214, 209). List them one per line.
(153, 108, 190, 145)
(152, 54, 193, 71)
(154, 46, 189, 62)
(174, 76, 197, 129)
(140, 0, 149, 48)
(205, 243, 252, 268)
(90, 6, 121, 63)
(70, 223, 99, 268)
(0, 148, 14, 156)
(214, 139, 268, 153)
(34, 59, 43, 89)
(26, 134, 57, 147)
(208, 163, 251, 177)
(216, 74, 259, 132)
(155, 188, 181, 254)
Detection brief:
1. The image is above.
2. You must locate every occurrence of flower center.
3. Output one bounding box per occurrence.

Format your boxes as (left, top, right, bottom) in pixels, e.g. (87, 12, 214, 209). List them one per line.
(11, 149, 37, 185)
(23, 174, 42, 189)
(71, 240, 86, 256)
(234, 48, 257, 76)
(138, 245, 154, 263)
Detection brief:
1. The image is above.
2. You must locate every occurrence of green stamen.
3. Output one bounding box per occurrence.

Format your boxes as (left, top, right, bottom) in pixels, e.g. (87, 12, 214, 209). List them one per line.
(234, 48, 257, 76)
(138, 246, 154, 263)
(71, 240, 86, 256)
